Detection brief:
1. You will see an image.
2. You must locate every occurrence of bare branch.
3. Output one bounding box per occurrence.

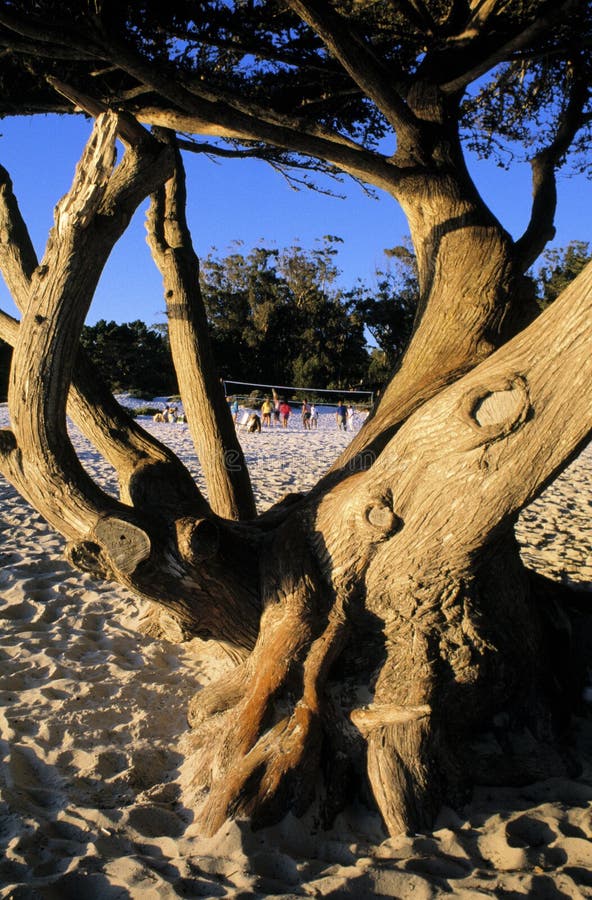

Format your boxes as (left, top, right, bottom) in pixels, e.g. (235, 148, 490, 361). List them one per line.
(72, 34, 401, 188)
(467, 0, 512, 30)
(0, 163, 38, 299)
(1, 113, 174, 548)
(286, 0, 418, 136)
(515, 58, 591, 272)
(0, 153, 207, 516)
(47, 75, 154, 148)
(146, 134, 257, 521)
(440, 0, 577, 94)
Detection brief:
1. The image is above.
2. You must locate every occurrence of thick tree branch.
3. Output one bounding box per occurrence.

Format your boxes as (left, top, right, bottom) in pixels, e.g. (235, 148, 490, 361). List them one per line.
(314, 259, 592, 834)
(515, 58, 590, 272)
(4, 6, 357, 155)
(47, 75, 155, 148)
(467, 0, 511, 31)
(320, 261, 592, 597)
(146, 135, 257, 521)
(0, 9, 105, 58)
(440, 0, 577, 94)
(0, 163, 38, 299)
(286, 0, 418, 136)
(0, 31, 94, 60)
(1, 113, 174, 541)
(0, 138, 206, 518)
(0, 112, 264, 646)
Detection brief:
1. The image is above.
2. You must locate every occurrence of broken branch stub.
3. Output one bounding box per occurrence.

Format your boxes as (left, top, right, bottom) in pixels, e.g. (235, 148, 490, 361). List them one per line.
(93, 516, 151, 574)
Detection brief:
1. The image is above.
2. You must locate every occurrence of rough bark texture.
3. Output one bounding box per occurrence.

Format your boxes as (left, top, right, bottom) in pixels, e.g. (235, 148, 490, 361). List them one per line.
(0, 108, 590, 841)
(183, 259, 591, 837)
(146, 137, 257, 521)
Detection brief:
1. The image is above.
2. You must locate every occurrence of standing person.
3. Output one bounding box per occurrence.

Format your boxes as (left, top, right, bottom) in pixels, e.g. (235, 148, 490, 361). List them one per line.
(335, 400, 347, 430)
(310, 403, 318, 429)
(272, 388, 281, 427)
(230, 396, 240, 423)
(261, 396, 273, 427)
(301, 399, 311, 430)
(279, 399, 291, 428)
(346, 403, 356, 431)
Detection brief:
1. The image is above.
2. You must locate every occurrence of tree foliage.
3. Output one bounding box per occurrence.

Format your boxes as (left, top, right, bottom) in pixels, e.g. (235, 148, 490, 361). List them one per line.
(534, 240, 592, 309)
(201, 236, 369, 389)
(80, 318, 177, 395)
(0, 1, 589, 193)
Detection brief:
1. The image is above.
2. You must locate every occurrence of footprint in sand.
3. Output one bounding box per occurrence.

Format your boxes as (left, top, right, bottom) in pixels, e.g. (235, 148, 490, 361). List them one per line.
(7, 744, 63, 811)
(96, 749, 129, 779)
(503, 813, 568, 871)
(125, 803, 186, 838)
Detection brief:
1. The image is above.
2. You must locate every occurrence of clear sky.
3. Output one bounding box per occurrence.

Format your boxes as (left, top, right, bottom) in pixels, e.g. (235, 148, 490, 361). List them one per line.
(0, 113, 589, 327)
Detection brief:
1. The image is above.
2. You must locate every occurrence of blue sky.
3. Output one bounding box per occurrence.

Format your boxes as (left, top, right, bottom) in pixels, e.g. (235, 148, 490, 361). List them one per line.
(0, 114, 589, 327)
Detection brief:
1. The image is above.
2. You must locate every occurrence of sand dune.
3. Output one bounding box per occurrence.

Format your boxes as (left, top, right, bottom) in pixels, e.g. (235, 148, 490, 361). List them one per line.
(0, 401, 590, 898)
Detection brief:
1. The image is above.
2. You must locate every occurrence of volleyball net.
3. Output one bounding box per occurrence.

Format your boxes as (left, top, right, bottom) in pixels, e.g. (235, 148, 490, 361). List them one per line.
(222, 379, 374, 407)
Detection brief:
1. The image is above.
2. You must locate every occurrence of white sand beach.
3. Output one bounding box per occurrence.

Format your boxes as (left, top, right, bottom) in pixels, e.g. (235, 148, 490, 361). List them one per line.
(0, 400, 591, 898)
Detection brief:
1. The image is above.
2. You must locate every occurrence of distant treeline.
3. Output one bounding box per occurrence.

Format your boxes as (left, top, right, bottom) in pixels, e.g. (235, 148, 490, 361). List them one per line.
(0, 240, 587, 401)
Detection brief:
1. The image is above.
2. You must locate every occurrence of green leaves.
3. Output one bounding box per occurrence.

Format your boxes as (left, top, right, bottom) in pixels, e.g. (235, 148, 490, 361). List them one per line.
(200, 237, 369, 388)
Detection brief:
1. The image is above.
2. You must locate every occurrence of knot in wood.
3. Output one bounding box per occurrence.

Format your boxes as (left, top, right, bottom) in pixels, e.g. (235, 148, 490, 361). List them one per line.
(65, 539, 111, 579)
(0, 429, 17, 454)
(463, 374, 530, 440)
(176, 516, 219, 562)
(365, 499, 402, 537)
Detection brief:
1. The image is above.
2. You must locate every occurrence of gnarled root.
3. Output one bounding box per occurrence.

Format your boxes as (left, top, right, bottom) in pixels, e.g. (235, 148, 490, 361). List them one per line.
(366, 717, 440, 836)
(184, 520, 349, 836)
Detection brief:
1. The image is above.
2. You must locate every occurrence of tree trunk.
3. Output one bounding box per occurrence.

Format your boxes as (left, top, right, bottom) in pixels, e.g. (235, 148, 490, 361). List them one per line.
(146, 135, 257, 521)
(184, 260, 592, 836)
(0, 111, 590, 843)
(332, 162, 538, 477)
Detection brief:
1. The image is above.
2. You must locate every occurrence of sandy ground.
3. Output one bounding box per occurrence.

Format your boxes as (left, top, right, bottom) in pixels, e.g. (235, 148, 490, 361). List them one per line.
(0, 399, 591, 898)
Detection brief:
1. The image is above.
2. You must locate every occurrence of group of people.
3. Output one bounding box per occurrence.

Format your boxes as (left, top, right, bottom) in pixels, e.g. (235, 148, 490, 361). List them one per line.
(152, 396, 358, 433)
(154, 396, 358, 432)
(153, 404, 186, 424)
(227, 393, 358, 433)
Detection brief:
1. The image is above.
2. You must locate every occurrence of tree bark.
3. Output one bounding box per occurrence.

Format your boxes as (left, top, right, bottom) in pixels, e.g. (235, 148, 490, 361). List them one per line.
(0, 132, 206, 518)
(185, 260, 592, 836)
(0, 115, 262, 651)
(146, 136, 257, 521)
(330, 156, 539, 478)
(0, 109, 589, 844)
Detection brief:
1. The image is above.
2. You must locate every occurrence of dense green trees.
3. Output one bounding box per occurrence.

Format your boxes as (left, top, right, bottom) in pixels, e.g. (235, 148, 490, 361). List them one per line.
(348, 244, 418, 385)
(535, 241, 592, 309)
(68, 240, 591, 398)
(74, 239, 415, 397)
(201, 237, 369, 390)
(80, 318, 177, 396)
